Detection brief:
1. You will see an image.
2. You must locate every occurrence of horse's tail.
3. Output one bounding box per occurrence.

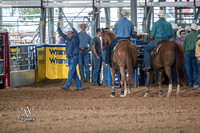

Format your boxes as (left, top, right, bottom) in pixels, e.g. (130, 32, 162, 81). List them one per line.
(174, 42, 185, 84)
(126, 44, 137, 87)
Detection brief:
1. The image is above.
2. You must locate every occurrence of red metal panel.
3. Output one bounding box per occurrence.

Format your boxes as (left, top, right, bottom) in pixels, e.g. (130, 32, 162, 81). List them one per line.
(0, 32, 10, 88)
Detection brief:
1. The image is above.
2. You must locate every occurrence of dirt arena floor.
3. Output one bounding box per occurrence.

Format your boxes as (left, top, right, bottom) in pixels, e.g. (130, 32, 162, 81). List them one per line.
(1, 79, 200, 133)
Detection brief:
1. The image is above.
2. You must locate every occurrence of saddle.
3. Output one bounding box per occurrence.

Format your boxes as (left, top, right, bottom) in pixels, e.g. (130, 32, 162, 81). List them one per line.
(113, 39, 130, 51)
(151, 43, 162, 57)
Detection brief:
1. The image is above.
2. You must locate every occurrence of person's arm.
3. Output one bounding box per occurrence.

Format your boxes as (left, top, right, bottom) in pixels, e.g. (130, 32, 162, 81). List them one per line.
(169, 23, 174, 38)
(92, 44, 100, 60)
(57, 22, 67, 40)
(70, 23, 78, 36)
(182, 36, 186, 50)
(151, 24, 155, 38)
(88, 36, 92, 51)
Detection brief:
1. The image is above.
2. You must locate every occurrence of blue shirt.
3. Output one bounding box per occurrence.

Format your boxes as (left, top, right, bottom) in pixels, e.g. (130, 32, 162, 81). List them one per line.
(57, 27, 79, 58)
(113, 17, 134, 38)
(58, 38, 65, 44)
(169, 35, 179, 41)
(78, 31, 91, 48)
(151, 18, 174, 38)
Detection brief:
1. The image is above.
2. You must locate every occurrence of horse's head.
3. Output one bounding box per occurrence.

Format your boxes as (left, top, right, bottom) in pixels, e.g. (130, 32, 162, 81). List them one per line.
(102, 28, 116, 51)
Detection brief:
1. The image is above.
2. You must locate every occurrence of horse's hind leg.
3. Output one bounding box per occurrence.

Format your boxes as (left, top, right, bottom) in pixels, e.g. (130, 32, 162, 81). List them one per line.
(158, 70, 163, 97)
(144, 71, 150, 97)
(110, 67, 116, 97)
(119, 67, 127, 97)
(164, 66, 173, 97)
(176, 69, 181, 97)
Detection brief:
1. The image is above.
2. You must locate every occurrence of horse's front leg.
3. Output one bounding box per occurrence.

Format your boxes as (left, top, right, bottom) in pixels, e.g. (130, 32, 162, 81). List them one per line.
(119, 67, 127, 97)
(144, 71, 150, 97)
(110, 67, 116, 97)
(158, 70, 163, 97)
(164, 66, 173, 97)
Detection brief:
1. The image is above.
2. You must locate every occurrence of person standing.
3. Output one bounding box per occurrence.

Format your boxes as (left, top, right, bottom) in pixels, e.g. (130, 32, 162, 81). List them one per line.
(78, 22, 91, 82)
(104, 9, 134, 65)
(57, 22, 82, 90)
(91, 28, 102, 86)
(176, 28, 186, 45)
(182, 23, 199, 88)
(143, 10, 174, 71)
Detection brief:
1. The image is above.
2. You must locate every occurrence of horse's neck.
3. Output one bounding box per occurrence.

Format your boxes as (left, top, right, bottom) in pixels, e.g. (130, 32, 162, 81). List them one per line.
(109, 35, 116, 44)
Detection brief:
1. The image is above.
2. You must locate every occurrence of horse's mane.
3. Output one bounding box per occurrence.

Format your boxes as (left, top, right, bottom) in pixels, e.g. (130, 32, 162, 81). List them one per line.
(104, 29, 116, 43)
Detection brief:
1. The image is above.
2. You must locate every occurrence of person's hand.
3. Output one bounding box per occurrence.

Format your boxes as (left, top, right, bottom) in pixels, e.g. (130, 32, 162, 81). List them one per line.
(97, 55, 100, 60)
(79, 50, 82, 54)
(70, 23, 73, 28)
(57, 22, 60, 27)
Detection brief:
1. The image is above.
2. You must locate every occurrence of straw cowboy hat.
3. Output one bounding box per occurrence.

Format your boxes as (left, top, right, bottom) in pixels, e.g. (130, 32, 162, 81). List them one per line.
(185, 25, 191, 31)
(176, 28, 185, 38)
(78, 22, 88, 29)
(172, 23, 180, 30)
(0, 29, 8, 33)
(138, 32, 148, 37)
(120, 9, 131, 18)
(109, 25, 114, 30)
(156, 10, 168, 18)
(191, 23, 197, 30)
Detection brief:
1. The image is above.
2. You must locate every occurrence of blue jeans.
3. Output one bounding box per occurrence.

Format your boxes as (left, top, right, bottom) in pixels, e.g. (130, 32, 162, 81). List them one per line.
(102, 50, 109, 85)
(143, 37, 169, 68)
(79, 49, 90, 81)
(184, 52, 198, 86)
(92, 53, 102, 85)
(196, 59, 200, 89)
(64, 55, 82, 89)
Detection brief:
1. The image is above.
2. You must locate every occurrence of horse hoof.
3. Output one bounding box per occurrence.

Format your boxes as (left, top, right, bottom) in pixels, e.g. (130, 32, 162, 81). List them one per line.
(110, 92, 115, 98)
(144, 93, 149, 97)
(120, 93, 127, 97)
(120, 91, 128, 97)
(128, 89, 131, 94)
(176, 93, 180, 97)
(159, 92, 163, 97)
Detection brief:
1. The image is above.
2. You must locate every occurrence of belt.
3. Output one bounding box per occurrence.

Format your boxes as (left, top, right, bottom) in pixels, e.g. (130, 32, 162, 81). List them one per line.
(80, 48, 88, 50)
(68, 54, 78, 58)
(185, 50, 195, 52)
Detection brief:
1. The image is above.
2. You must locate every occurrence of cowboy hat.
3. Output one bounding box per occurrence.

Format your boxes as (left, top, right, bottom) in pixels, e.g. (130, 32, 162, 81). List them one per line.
(176, 28, 185, 38)
(172, 23, 180, 30)
(156, 10, 168, 18)
(109, 25, 114, 30)
(78, 22, 88, 29)
(138, 32, 148, 37)
(191, 23, 197, 30)
(120, 9, 131, 18)
(185, 25, 191, 31)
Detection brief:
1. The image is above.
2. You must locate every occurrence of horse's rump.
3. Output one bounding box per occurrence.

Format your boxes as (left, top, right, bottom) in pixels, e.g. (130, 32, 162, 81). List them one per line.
(111, 40, 137, 85)
(151, 41, 185, 84)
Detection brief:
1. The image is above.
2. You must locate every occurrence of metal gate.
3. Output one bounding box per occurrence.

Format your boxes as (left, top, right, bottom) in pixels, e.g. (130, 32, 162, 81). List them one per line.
(0, 32, 10, 88)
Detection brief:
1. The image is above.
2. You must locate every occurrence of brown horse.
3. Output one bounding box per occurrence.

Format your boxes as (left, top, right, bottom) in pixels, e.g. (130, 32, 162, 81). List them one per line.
(102, 29, 137, 97)
(144, 40, 185, 97)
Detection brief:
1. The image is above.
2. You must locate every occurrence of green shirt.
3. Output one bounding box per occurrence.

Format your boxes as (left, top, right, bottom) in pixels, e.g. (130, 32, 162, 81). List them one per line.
(182, 31, 200, 51)
(151, 18, 174, 38)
